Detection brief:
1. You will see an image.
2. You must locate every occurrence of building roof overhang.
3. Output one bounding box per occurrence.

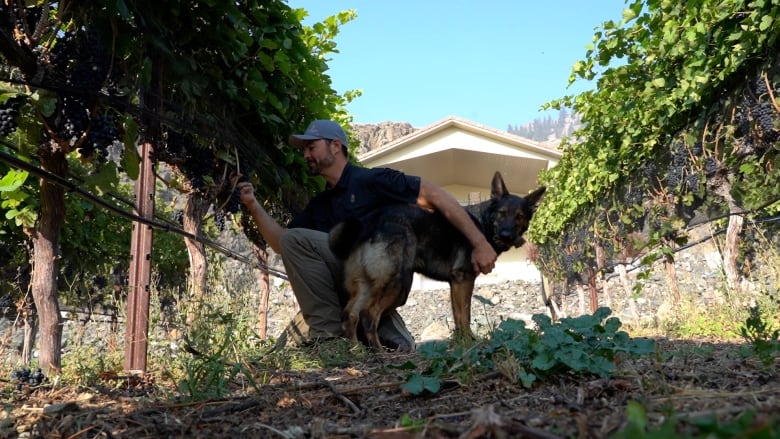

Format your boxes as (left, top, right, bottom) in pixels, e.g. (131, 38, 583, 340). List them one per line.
(358, 116, 560, 195)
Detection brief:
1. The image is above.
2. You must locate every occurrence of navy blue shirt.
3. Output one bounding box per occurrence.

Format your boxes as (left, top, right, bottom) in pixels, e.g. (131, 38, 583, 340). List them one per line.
(288, 163, 421, 233)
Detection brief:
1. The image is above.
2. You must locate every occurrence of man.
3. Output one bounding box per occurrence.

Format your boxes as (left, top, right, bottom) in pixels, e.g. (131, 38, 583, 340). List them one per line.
(236, 119, 497, 351)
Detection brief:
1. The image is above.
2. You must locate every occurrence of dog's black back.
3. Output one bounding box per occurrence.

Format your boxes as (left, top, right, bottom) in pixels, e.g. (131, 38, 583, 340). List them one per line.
(329, 172, 545, 348)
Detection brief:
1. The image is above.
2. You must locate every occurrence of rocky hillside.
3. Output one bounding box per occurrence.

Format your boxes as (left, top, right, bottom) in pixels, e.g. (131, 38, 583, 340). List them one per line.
(350, 121, 416, 155)
(350, 113, 577, 155)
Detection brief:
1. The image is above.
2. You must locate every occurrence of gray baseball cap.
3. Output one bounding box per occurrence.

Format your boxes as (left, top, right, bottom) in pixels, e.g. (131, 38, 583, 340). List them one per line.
(289, 119, 349, 148)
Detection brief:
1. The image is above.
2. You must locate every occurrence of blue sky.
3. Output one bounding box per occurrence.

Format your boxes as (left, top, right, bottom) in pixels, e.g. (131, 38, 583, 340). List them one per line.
(289, 1, 627, 131)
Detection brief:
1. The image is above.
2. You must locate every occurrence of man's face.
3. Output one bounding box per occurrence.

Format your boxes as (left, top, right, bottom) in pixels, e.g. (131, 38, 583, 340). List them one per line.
(302, 138, 335, 175)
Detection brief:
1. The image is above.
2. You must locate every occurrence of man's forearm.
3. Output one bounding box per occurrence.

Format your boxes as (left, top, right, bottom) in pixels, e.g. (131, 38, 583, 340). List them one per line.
(418, 179, 497, 274)
(418, 180, 490, 247)
(245, 199, 285, 253)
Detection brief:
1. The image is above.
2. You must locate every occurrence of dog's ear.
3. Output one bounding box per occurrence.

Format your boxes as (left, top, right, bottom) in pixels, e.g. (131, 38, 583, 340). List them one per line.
(490, 172, 509, 199)
(525, 186, 546, 212)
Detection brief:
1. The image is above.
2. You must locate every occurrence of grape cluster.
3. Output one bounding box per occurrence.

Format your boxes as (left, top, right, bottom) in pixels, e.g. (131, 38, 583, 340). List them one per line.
(47, 27, 119, 154)
(751, 101, 775, 133)
(0, 295, 13, 311)
(56, 96, 90, 144)
(623, 185, 646, 207)
(157, 128, 217, 193)
(214, 210, 227, 232)
(703, 157, 720, 175)
(154, 127, 190, 164)
(7, 4, 43, 37)
(733, 107, 751, 138)
(751, 75, 769, 97)
(228, 188, 242, 213)
(226, 160, 250, 214)
(665, 142, 688, 189)
(173, 210, 184, 226)
(743, 72, 780, 144)
(181, 147, 216, 192)
(79, 112, 118, 158)
(49, 28, 110, 94)
(216, 178, 244, 215)
(691, 142, 703, 156)
(686, 174, 700, 191)
(643, 162, 658, 183)
(188, 176, 204, 192)
(0, 97, 21, 136)
(10, 368, 46, 391)
(92, 275, 107, 289)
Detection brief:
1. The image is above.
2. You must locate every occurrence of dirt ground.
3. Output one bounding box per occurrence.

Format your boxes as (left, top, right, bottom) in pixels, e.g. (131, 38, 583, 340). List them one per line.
(3, 338, 778, 439)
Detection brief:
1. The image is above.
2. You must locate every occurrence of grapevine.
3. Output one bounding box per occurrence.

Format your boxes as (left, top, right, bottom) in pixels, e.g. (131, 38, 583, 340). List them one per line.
(0, 0, 353, 374)
(531, 0, 780, 285)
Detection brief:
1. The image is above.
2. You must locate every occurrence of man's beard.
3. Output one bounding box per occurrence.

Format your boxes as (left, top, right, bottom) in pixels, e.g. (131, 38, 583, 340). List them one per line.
(306, 151, 335, 175)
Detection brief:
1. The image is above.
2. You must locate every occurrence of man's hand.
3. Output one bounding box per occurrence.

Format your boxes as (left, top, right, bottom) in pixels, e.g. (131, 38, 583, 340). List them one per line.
(472, 241, 498, 275)
(229, 173, 286, 253)
(236, 182, 257, 207)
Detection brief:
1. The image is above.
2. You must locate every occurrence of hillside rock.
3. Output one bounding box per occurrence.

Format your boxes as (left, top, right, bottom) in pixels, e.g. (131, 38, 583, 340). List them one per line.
(350, 121, 416, 155)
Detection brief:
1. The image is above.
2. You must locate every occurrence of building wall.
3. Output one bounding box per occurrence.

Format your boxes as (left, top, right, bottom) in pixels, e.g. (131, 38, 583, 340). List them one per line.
(411, 246, 542, 291)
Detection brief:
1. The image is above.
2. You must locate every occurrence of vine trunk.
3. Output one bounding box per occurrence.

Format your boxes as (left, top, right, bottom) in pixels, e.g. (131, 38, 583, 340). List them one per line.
(30, 147, 68, 373)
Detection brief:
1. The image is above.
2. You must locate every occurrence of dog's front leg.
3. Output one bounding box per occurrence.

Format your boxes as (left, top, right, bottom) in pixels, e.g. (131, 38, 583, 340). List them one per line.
(342, 301, 361, 343)
(449, 275, 476, 340)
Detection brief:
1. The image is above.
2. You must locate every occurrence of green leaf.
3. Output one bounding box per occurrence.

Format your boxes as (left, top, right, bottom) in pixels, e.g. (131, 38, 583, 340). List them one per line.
(398, 414, 426, 430)
(215, 149, 235, 165)
(83, 162, 119, 196)
(531, 351, 556, 371)
(401, 374, 441, 395)
(34, 92, 57, 118)
(629, 338, 656, 355)
(518, 368, 537, 388)
(15, 208, 37, 227)
(387, 360, 417, 371)
(759, 15, 773, 31)
(0, 170, 28, 192)
(622, 7, 637, 22)
(122, 118, 140, 180)
(603, 317, 622, 334)
(614, 400, 649, 438)
(115, 0, 131, 18)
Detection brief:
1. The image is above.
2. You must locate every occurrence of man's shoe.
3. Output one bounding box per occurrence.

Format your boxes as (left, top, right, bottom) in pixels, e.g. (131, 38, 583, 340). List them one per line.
(377, 311, 416, 352)
(272, 311, 341, 351)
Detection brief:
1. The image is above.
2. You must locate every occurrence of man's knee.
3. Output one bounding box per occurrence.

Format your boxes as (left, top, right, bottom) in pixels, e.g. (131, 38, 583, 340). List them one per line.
(279, 228, 303, 254)
(280, 228, 325, 254)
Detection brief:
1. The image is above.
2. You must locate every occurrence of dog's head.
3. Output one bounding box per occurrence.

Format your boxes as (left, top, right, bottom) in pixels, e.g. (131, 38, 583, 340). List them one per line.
(485, 172, 545, 252)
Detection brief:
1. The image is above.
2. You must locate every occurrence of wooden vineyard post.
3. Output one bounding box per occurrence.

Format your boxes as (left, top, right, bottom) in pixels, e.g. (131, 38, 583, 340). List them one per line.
(124, 138, 155, 373)
(124, 51, 161, 374)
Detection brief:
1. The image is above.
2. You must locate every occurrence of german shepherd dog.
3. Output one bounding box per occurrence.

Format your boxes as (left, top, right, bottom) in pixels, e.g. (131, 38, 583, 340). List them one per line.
(328, 172, 546, 350)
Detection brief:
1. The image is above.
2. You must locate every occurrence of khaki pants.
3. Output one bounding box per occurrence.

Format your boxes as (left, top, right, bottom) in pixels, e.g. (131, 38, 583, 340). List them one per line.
(277, 228, 414, 350)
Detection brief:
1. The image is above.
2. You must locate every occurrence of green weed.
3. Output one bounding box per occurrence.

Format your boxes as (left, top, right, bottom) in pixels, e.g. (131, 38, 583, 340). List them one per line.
(662, 298, 743, 340)
(740, 304, 780, 366)
(613, 400, 779, 438)
(400, 307, 655, 395)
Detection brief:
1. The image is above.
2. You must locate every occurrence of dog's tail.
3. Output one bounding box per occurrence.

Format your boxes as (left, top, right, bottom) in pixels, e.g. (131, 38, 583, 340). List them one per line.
(328, 217, 363, 259)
